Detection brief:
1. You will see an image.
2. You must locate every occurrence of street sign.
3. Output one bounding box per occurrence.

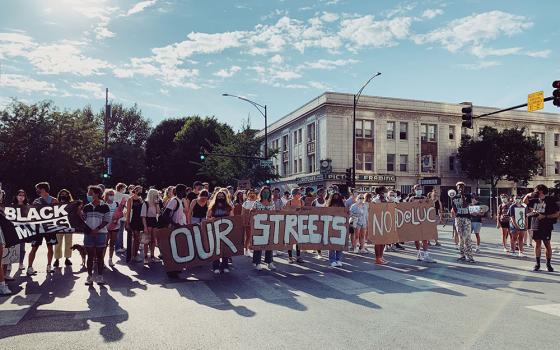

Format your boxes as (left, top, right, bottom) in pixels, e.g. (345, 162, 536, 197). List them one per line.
(260, 160, 273, 168)
(528, 91, 544, 112)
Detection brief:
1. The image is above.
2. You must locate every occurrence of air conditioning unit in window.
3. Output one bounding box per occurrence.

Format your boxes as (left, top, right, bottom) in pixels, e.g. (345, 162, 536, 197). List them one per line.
(421, 155, 433, 172)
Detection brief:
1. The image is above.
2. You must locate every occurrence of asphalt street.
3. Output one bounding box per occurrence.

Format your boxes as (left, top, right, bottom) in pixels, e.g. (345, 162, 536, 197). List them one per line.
(1, 223, 560, 350)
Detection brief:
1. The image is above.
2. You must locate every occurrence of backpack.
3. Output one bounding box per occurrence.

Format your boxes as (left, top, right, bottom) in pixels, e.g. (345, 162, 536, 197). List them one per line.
(157, 198, 180, 228)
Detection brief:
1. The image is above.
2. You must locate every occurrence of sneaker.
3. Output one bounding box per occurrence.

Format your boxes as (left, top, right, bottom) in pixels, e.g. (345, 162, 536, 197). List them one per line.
(395, 243, 405, 250)
(296, 257, 305, 263)
(46, 265, 54, 273)
(268, 263, 277, 270)
(416, 250, 424, 261)
(19, 263, 25, 271)
(423, 253, 436, 263)
(354, 246, 360, 253)
(503, 247, 508, 253)
(53, 259, 60, 268)
(85, 275, 94, 286)
(213, 269, 220, 274)
(510, 251, 517, 257)
(547, 264, 554, 272)
(96, 275, 106, 285)
(466, 258, 476, 264)
(330, 261, 338, 268)
(533, 264, 541, 272)
(518, 252, 525, 258)
(457, 256, 467, 262)
(315, 253, 322, 259)
(116, 248, 126, 254)
(223, 268, 230, 273)
(65, 258, 72, 266)
(0, 284, 12, 295)
(26, 267, 36, 276)
(108, 259, 115, 267)
(475, 246, 480, 253)
(336, 261, 343, 267)
(435, 242, 442, 247)
(255, 263, 263, 271)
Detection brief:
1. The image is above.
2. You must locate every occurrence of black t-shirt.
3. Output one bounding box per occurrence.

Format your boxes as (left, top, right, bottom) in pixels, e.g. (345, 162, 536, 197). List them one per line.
(451, 193, 472, 218)
(528, 196, 559, 232)
(186, 191, 198, 202)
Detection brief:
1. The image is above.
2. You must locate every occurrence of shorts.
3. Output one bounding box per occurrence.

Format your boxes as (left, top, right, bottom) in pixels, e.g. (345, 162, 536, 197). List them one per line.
(471, 222, 482, 234)
(499, 221, 509, 229)
(532, 230, 551, 241)
(83, 233, 108, 248)
(355, 223, 366, 230)
(146, 217, 158, 228)
(31, 233, 58, 247)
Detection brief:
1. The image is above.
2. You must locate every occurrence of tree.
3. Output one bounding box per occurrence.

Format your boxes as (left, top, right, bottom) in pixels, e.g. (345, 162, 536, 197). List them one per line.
(457, 126, 542, 195)
(198, 119, 279, 186)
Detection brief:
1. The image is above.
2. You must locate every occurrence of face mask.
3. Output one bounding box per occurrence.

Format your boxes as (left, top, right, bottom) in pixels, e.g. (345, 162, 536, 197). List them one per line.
(415, 190, 423, 196)
(396, 196, 401, 202)
(261, 192, 270, 200)
(87, 195, 94, 203)
(108, 195, 115, 202)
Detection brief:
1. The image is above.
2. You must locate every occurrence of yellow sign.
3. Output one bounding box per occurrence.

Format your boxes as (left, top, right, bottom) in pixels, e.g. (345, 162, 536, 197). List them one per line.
(528, 91, 544, 112)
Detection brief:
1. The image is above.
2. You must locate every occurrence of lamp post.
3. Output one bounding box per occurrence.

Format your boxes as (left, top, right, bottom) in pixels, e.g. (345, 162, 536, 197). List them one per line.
(222, 93, 268, 159)
(352, 72, 382, 188)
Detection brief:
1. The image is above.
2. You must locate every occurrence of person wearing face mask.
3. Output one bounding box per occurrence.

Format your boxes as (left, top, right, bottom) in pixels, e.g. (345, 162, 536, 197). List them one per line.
(407, 184, 436, 263)
(104, 188, 124, 267)
(272, 188, 284, 210)
(114, 183, 130, 254)
(452, 182, 474, 263)
(242, 190, 258, 256)
(207, 190, 234, 273)
(328, 192, 346, 267)
(497, 194, 512, 253)
(349, 194, 368, 254)
(53, 189, 75, 268)
(285, 188, 305, 263)
(251, 186, 277, 270)
(370, 187, 388, 263)
(525, 185, 558, 272)
(125, 185, 145, 263)
(27, 182, 59, 276)
(470, 194, 483, 253)
(385, 190, 405, 251)
(507, 196, 527, 258)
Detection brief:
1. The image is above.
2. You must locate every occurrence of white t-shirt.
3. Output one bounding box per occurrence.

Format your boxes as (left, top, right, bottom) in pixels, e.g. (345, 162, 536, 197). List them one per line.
(114, 192, 130, 222)
(166, 197, 186, 226)
(242, 200, 256, 210)
(312, 198, 327, 207)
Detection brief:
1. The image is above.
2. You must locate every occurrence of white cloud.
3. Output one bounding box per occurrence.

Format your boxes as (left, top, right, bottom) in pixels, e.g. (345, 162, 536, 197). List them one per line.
(213, 66, 241, 78)
(126, 0, 158, 16)
(320, 12, 339, 22)
(339, 15, 412, 49)
(421, 9, 443, 19)
(272, 70, 301, 81)
(470, 45, 522, 58)
(526, 50, 551, 58)
(269, 54, 284, 64)
(70, 81, 107, 99)
(309, 81, 331, 90)
(459, 61, 502, 70)
(413, 11, 533, 52)
(0, 32, 34, 58)
(305, 58, 358, 69)
(2, 73, 57, 93)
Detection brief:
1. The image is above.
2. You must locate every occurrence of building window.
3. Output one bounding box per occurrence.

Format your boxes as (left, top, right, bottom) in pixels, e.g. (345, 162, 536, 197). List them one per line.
(293, 131, 298, 146)
(399, 154, 408, 172)
(449, 125, 455, 140)
(282, 135, 289, 151)
(307, 123, 316, 142)
(308, 154, 316, 173)
(364, 120, 373, 139)
(449, 156, 455, 171)
(298, 158, 303, 173)
(293, 158, 298, 173)
(355, 120, 363, 138)
(364, 153, 373, 171)
(421, 124, 437, 141)
(555, 133, 560, 147)
(298, 129, 303, 144)
(399, 122, 408, 140)
(532, 132, 545, 147)
(387, 154, 395, 172)
(556, 162, 560, 175)
(387, 121, 395, 140)
(355, 153, 363, 170)
(401, 185, 412, 196)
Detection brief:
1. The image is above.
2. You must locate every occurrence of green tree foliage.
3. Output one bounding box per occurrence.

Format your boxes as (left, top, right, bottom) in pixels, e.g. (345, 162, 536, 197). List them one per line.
(457, 126, 542, 193)
(198, 119, 278, 187)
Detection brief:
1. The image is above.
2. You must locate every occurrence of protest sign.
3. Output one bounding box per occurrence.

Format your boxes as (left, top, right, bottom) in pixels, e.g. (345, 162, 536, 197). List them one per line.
(250, 207, 348, 251)
(368, 201, 438, 244)
(0, 201, 85, 247)
(513, 207, 527, 230)
(156, 216, 244, 272)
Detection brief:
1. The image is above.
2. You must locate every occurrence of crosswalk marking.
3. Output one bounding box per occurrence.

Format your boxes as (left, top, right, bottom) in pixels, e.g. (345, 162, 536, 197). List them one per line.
(246, 275, 305, 301)
(526, 304, 560, 317)
(364, 269, 453, 290)
(0, 293, 41, 326)
(166, 281, 224, 306)
(422, 267, 504, 286)
(306, 273, 376, 294)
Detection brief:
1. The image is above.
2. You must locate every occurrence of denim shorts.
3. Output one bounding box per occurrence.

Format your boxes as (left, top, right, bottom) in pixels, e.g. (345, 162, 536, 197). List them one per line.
(83, 233, 107, 248)
(471, 222, 482, 234)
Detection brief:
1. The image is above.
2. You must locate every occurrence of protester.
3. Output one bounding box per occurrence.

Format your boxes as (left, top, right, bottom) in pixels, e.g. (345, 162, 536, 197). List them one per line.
(82, 185, 111, 285)
(242, 189, 258, 256)
(452, 182, 474, 263)
(349, 193, 368, 254)
(232, 190, 245, 215)
(105, 188, 123, 267)
(11, 190, 28, 271)
(141, 188, 160, 264)
(187, 181, 203, 203)
(497, 194, 512, 253)
(162, 184, 187, 228)
(27, 182, 59, 275)
(125, 185, 145, 263)
(285, 188, 304, 263)
(251, 186, 276, 270)
(407, 184, 436, 263)
(207, 189, 234, 273)
(189, 190, 209, 224)
(345, 189, 357, 250)
(303, 187, 315, 207)
(508, 196, 526, 258)
(282, 191, 290, 206)
(53, 189, 74, 267)
(272, 187, 284, 210)
(0, 225, 12, 295)
(429, 190, 442, 246)
(328, 192, 346, 267)
(311, 187, 327, 259)
(525, 185, 558, 272)
(470, 194, 483, 253)
(371, 186, 387, 264)
(113, 183, 129, 254)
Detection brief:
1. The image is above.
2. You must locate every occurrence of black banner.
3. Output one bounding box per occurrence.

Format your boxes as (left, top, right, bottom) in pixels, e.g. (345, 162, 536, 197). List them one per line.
(0, 201, 85, 247)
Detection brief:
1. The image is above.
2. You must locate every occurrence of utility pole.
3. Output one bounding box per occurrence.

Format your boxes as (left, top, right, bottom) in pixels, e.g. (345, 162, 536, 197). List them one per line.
(104, 88, 109, 184)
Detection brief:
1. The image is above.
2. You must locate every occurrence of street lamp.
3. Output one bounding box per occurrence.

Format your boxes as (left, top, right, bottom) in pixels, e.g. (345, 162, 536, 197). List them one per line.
(352, 72, 381, 188)
(222, 93, 268, 159)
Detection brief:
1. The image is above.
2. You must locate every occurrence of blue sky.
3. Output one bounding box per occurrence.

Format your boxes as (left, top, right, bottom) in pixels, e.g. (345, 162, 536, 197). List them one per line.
(0, 0, 559, 130)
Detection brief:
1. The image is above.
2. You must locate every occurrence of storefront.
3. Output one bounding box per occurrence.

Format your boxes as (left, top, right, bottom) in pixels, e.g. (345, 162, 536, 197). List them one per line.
(419, 177, 441, 194)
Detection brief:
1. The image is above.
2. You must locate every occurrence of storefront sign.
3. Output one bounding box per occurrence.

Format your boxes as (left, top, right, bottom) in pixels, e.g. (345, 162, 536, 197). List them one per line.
(419, 177, 441, 186)
(356, 174, 396, 183)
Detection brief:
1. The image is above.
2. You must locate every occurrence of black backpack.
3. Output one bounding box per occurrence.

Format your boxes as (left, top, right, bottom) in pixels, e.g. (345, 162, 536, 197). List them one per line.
(157, 198, 180, 228)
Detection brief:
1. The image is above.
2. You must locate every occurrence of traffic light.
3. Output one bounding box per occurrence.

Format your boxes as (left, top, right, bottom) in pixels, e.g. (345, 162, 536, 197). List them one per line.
(102, 173, 109, 179)
(553, 80, 560, 107)
(265, 179, 271, 185)
(461, 103, 473, 129)
(345, 168, 353, 187)
(199, 153, 206, 161)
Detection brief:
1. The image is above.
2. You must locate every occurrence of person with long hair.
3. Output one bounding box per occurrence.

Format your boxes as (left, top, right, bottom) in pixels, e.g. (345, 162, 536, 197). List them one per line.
(497, 194, 512, 253)
(53, 189, 74, 268)
(188, 190, 209, 224)
(11, 190, 28, 271)
(232, 190, 245, 216)
(104, 188, 123, 267)
(285, 188, 304, 263)
(162, 186, 175, 207)
(125, 185, 145, 263)
(242, 189, 258, 256)
(328, 192, 346, 267)
(251, 186, 276, 270)
(349, 193, 368, 254)
(141, 188, 161, 264)
(371, 187, 387, 264)
(83, 185, 111, 285)
(207, 189, 234, 273)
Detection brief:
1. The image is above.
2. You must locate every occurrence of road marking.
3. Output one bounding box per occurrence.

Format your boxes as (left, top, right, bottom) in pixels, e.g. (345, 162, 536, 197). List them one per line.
(306, 273, 376, 294)
(246, 275, 304, 300)
(526, 304, 560, 317)
(0, 293, 41, 326)
(166, 281, 224, 306)
(365, 269, 453, 290)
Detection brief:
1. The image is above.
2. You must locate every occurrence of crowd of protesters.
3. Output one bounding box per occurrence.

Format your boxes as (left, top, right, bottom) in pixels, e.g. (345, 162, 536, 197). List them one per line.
(0, 180, 558, 295)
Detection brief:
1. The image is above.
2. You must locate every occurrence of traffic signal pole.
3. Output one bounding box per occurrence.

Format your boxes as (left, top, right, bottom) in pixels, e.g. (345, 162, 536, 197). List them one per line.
(473, 96, 554, 119)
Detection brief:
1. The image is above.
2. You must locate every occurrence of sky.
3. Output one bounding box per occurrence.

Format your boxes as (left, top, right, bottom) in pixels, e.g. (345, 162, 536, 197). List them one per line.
(0, 0, 559, 131)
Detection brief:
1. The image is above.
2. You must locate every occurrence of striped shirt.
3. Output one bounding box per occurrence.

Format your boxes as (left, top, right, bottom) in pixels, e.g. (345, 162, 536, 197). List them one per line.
(83, 201, 111, 234)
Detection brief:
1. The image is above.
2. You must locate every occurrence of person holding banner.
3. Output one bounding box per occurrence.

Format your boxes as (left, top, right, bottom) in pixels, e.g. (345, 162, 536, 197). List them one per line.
(207, 189, 234, 274)
(251, 186, 276, 270)
(285, 188, 304, 263)
(27, 182, 59, 276)
(328, 192, 346, 267)
(349, 194, 368, 254)
(53, 189, 75, 268)
(11, 190, 28, 271)
(508, 196, 527, 258)
(83, 185, 111, 286)
(0, 226, 12, 295)
(188, 190, 209, 225)
(371, 186, 387, 264)
(242, 190, 257, 256)
(407, 185, 436, 263)
(452, 182, 474, 264)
